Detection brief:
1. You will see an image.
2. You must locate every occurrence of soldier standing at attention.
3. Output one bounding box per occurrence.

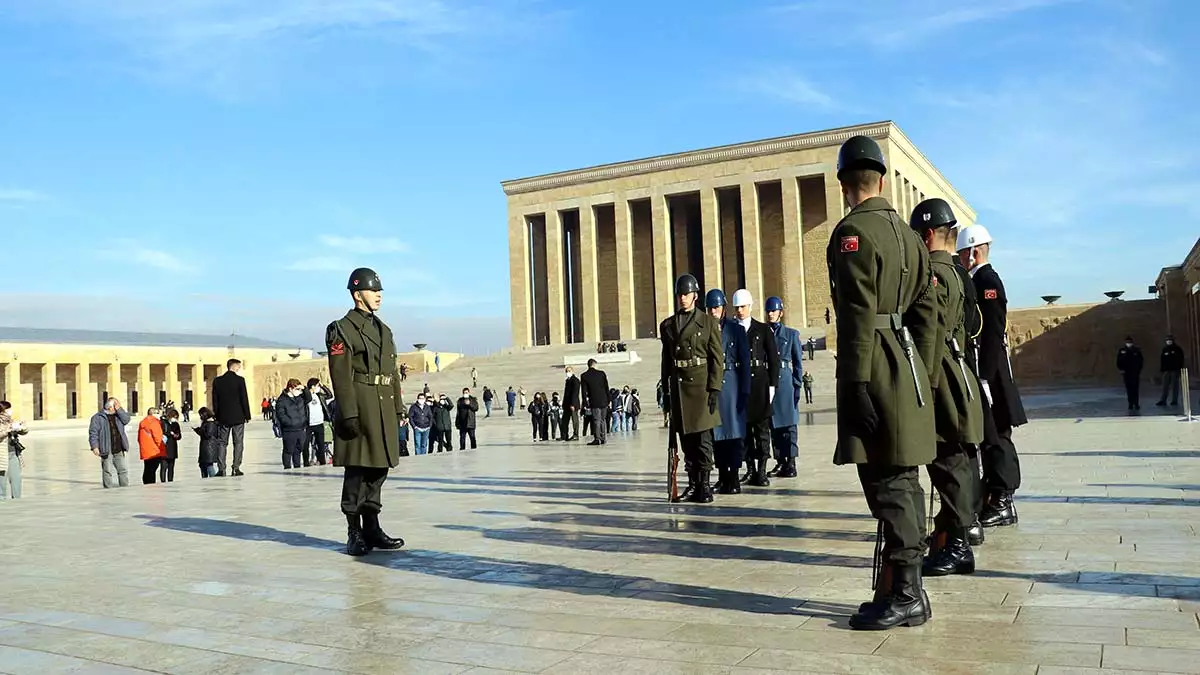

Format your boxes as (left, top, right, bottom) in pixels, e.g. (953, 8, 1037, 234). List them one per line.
(956, 225, 1027, 529)
(327, 268, 407, 557)
(705, 289, 750, 496)
(660, 274, 724, 504)
(909, 198, 986, 578)
(765, 296, 804, 479)
(828, 135, 938, 630)
(954, 253, 988, 546)
(731, 289, 779, 488)
(1116, 337, 1144, 411)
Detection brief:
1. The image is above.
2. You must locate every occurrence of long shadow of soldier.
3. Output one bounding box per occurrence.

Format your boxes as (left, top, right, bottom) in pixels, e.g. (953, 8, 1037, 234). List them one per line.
(528, 499, 875, 521)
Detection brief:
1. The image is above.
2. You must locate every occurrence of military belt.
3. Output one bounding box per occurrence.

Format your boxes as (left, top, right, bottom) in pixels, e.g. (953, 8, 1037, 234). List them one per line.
(724, 362, 741, 371)
(780, 359, 792, 369)
(353, 374, 394, 386)
(674, 357, 706, 368)
(750, 359, 768, 368)
(872, 313, 903, 331)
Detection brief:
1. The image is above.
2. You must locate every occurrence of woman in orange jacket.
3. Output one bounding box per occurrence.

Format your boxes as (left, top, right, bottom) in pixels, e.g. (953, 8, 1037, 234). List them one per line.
(138, 408, 167, 484)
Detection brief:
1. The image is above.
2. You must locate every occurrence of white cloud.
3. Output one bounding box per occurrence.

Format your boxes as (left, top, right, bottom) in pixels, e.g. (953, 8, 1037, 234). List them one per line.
(735, 69, 839, 110)
(0, 188, 48, 203)
(100, 239, 197, 273)
(318, 234, 408, 253)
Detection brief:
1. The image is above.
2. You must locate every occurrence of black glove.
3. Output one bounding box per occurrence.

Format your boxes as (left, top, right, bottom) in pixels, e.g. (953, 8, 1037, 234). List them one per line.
(848, 383, 879, 435)
(337, 417, 362, 441)
(707, 391, 719, 414)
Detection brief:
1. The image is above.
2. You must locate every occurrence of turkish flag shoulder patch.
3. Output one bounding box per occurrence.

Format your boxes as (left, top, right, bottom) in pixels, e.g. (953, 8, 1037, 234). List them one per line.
(840, 236, 859, 253)
(330, 342, 346, 356)
(983, 289, 998, 300)
(932, 275, 939, 287)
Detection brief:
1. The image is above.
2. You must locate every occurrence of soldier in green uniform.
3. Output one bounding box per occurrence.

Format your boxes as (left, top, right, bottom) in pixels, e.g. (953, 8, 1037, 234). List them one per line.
(827, 135, 938, 630)
(660, 274, 724, 504)
(909, 198, 985, 577)
(326, 268, 406, 557)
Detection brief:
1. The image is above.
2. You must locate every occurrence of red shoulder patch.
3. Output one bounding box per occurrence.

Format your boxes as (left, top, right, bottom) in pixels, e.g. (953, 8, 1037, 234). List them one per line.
(329, 342, 346, 356)
(983, 289, 998, 300)
(932, 275, 939, 287)
(840, 236, 859, 253)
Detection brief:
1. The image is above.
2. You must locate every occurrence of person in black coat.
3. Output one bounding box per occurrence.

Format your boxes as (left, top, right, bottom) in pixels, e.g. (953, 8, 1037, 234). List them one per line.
(431, 394, 454, 453)
(193, 407, 222, 478)
(730, 290, 780, 487)
(561, 368, 582, 441)
(210, 358, 252, 477)
(456, 388, 479, 450)
(1156, 336, 1186, 407)
(159, 408, 182, 482)
(275, 379, 309, 469)
(579, 360, 610, 445)
(1117, 337, 1144, 411)
(958, 225, 1026, 529)
(529, 392, 548, 442)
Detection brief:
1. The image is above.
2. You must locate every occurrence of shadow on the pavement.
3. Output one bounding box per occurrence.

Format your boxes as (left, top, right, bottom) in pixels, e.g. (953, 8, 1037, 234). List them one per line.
(1089, 483, 1200, 491)
(473, 510, 876, 542)
(134, 515, 344, 551)
(529, 499, 875, 521)
(471, 473, 860, 497)
(1021, 449, 1200, 458)
(435, 524, 871, 568)
(1016, 494, 1200, 507)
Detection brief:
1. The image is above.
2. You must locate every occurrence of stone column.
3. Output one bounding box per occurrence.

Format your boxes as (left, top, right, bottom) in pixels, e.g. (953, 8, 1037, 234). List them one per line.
(106, 362, 119, 406)
(577, 205, 601, 343)
(508, 210, 532, 348)
(613, 197, 637, 340)
(700, 183, 722, 293)
(76, 363, 97, 417)
(41, 362, 60, 420)
(191, 363, 205, 409)
(780, 177, 807, 325)
(138, 363, 153, 413)
(651, 192, 674, 324)
(811, 172, 846, 326)
(4, 361, 25, 421)
(740, 181, 765, 318)
(544, 209, 568, 345)
(166, 362, 179, 406)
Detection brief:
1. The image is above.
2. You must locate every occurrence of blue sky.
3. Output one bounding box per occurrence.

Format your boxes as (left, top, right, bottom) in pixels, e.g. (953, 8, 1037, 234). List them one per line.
(1, 0, 1196, 353)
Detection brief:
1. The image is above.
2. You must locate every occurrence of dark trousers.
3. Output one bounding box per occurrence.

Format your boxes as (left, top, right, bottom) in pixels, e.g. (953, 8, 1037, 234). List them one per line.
(282, 429, 305, 468)
(142, 458, 161, 484)
(217, 423, 245, 475)
(857, 464, 926, 566)
(590, 408, 607, 443)
(429, 428, 451, 452)
(158, 458, 176, 483)
(341, 466, 389, 516)
(803, 387, 813, 404)
(928, 443, 975, 532)
(713, 438, 745, 471)
(745, 419, 771, 462)
(549, 413, 561, 438)
(981, 423, 1021, 494)
(771, 425, 798, 460)
(680, 429, 715, 472)
(561, 408, 580, 439)
(308, 424, 327, 465)
(1122, 372, 1141, 407)
(459, 428, 477, 450)
(507, 402, 515, 416)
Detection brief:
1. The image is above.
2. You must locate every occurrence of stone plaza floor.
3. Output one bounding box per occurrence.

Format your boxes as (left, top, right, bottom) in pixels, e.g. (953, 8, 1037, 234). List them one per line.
(1, 404, 1198, 674)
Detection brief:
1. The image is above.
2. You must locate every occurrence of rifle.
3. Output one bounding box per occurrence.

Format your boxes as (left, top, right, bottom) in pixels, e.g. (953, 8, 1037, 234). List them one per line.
(667, 403, 680, 502)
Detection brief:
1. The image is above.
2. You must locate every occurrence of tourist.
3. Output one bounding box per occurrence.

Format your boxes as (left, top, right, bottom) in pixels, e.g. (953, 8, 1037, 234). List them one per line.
(193, 407, 221, 478)
(620, 386, 636, 432)
(1156, 335, 1186, 407)
(261, 397, 270, 421)
(548, 393, 562, 440)
(0, 402, 16, 499)
(397, 413, 410, 457)
(627, 388, 642, 431)
(275, 379, 308, 469)
(802, 370, 814, 404)
(1116, 337, 1144, 411)
(456, 388, 479, 450)
(180, 399, 192, 422)
(529, 392, 548, 442)
(505, 386, 516, 416)
(431, 393, 453, 453)
(561, 368, 581, 441)
(304, 378, 333, 466)
(0, 401, 27, 499)
(807, 336, 817, 361)
(482, 386, 494, 418)
(89, 398, 132, 488)
(138, 408, 167, 485)
(580, 359, 610, 446)
(609, 387, 623, 433)
(211, 358, 252, 477)
(471, 367, 479, 389)
(408, 394, 432, 455)
(159, 408, 182, 483)
(518, 387, 527, 410)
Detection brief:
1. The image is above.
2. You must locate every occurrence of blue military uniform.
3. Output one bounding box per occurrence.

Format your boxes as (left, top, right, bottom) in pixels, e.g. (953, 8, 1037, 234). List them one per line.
(766, 297, 804, 478)
(706, 289, 751, 495)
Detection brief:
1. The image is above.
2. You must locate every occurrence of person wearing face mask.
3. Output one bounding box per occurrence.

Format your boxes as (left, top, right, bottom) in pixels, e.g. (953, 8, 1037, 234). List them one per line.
(431, 394, 454, 452)
(1116, 337, 1144, 411)
(276, 379, 310, 470)
(730, 288, 779, 488)
(956, 224, 1026, 530)
(1156, 335, 1186, 407)
(408, 394, 433, 455)
(138, 407, 167, 484)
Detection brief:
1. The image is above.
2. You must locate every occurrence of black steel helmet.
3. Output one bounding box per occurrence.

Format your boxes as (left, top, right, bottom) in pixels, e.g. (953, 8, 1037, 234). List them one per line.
(909, 198, 957, 231)
(675, 274, 700, 296)
(347, 267, 382, 291)
(705, 289, 726, 309)
(836, 135, 887, 180)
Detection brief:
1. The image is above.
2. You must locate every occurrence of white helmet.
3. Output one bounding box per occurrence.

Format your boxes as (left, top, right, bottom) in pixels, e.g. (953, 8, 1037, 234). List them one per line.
(731, 288, 753, 307)
(955, 224, 993, 252)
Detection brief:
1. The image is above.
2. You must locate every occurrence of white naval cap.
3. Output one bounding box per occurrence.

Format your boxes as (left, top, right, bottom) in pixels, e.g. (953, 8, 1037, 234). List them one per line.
(731, 288, 753, 307)
(955, 224, 993, 252)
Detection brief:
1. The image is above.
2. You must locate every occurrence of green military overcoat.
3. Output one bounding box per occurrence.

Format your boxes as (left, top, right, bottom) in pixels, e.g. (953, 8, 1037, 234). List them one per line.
(827, 196, 937, 467)
(659, 309, 724, 435)
(325, 309, 404, 469)
(929, 251, 985, 446)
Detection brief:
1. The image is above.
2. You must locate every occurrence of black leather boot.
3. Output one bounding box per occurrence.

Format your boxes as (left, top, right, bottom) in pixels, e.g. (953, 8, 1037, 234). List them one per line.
(779, 456, 798, 478)
(768, 460, 784, 476)
(979, 492, 1018, 528)
(923, 528, 975, 576)
(689, 470, 714, 503)
(850, 565, 930, 630)
(740, 459, 755, 484)
(345, 513, 370, 557)
(749, 460, 771, 487)
(361, 512, 405, 550)
(967, 519, 986, 545)
(716, 468, 735, 495)
(676, 468, 698, 503)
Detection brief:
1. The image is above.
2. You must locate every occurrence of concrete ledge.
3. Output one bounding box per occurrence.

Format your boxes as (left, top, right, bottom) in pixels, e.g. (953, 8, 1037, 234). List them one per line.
(563, 351, 642, 367)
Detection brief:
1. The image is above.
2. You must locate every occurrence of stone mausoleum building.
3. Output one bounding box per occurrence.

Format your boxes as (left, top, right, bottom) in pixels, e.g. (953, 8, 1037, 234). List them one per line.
(0, 328, 312, 422)
(502, 121, 975, 347)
